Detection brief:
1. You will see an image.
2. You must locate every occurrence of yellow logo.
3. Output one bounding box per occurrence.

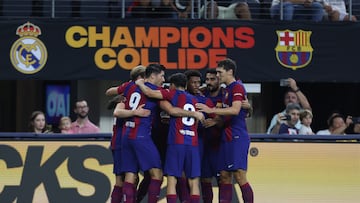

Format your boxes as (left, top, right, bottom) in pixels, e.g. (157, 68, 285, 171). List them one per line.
(275, 30, 313, 70)
(10, 22, 48, 74)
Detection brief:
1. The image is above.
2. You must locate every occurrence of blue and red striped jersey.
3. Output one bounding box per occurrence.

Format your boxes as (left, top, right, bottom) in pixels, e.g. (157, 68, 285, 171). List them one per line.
(162, 89, 199, 146)
(222, 81, 249, 142)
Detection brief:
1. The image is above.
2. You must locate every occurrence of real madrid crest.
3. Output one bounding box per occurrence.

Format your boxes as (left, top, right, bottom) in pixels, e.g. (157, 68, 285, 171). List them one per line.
(10, 22, 48, 74)
(275, 29, 313, 70)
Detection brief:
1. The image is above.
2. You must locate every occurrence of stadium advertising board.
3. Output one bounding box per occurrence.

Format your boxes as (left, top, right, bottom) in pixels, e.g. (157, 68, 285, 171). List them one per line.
(0, 140, 359, 203)
(0, 20, 359, 82)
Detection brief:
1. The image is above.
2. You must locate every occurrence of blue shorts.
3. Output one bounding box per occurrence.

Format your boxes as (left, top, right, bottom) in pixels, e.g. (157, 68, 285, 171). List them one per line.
(120, 138, 162, 173)
(201, 148, 220, 178)
(217, 136, 250, 171)
(112, 148, 122, 175)
(164, 145, 200, 178)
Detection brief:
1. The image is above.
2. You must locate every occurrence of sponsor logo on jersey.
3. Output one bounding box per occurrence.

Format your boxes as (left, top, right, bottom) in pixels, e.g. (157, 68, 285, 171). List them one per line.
(10, 22, 48, 74)
(275, 30, 313, 70)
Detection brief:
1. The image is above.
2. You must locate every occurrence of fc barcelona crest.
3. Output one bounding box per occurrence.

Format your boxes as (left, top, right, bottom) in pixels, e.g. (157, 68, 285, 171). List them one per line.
(275, 30, 313, 70)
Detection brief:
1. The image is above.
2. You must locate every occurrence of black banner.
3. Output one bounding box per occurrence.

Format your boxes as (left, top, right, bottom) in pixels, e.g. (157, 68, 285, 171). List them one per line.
(1, 19, 358, 82)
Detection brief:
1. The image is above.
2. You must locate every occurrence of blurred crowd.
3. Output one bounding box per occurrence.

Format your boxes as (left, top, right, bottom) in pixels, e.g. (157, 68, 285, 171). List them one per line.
(1, 0, 360, 21)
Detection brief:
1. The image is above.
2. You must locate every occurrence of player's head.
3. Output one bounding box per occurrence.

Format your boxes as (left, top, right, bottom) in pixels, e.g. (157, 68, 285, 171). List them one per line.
(184, 70, 202, 94)
(130, 65, 146, 81)
(168, 73, 187, 89)
(145, 64, 166, 87)
(216, 58, 237, 84)
(205, 68, 220, 93)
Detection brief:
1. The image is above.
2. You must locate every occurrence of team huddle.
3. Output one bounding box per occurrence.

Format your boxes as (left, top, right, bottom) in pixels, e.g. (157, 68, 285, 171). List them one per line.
(106, 58, 254, 203)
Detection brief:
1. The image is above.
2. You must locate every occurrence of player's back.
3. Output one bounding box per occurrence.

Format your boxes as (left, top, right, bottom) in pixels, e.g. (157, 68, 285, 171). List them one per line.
(167, 89, 199, 146)
(122, 82, 159, 140)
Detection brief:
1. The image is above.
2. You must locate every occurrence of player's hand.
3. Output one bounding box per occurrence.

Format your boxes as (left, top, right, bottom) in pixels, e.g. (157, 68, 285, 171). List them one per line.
(194, 111, 205, 124)
(203, 118, 216, 128)
(135, 78, 145, 86)
(242, 97, 251, 110)
(134, 104, 151, 117)
(195, 103, 212, 114)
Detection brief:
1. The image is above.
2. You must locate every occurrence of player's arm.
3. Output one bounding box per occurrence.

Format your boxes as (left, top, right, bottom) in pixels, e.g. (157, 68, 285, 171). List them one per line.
(105, 87, 118, 96)
(203, 115, 224, 128)
(196, 100, 242, 116)
(135, 79, 164, 99)
(160, 100, 205, 121)
(113, 103, 151, 118)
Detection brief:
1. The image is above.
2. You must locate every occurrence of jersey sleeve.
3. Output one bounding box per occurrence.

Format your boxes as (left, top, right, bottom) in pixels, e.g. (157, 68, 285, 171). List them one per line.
(232, 83, 246, 102)
(159, 88, 173, 101)
(117, 81, 130, 94)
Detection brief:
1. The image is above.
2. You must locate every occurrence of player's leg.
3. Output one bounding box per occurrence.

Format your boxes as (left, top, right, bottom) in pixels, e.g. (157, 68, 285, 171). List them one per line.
(232, 136, 253, 203)
(188, 177, 201, 203)
(166, 176, 178, 203)
(200, 178, 213, 203)
(234, 169, 254, 203)
(123, 172, 138, 203)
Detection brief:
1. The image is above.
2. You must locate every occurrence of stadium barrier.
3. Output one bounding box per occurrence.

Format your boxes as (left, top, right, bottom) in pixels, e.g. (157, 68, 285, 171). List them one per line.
(0, 133, 359, 203)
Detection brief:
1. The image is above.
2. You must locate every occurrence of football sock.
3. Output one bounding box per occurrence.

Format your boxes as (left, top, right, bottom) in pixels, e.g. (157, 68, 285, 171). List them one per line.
(240, 182, 254, 203)
(219, 183, 232, 203)
(201, 182, 213, 203)
(190, 194, 200, 203)
(166, 194, 177, 203)
(123, 182, 135, 203)
(147, 179, 161, 203)
(111, 185, 122, 203)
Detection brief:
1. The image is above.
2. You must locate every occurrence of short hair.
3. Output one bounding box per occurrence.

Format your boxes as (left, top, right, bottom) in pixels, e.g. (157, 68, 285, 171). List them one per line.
(107, 95, 124, 110)
(145, 64, 165, 78)
(130, 65, 146, 81)
(59, 116, 71, 125)
(327, 113, 344, 127)
(168, 73, 187, 88)
(217, 58, 237, 76)
(206, 68, 217, 75)
(300, 109, 313, 120)
(285, 103, 301, 113)
(184, 70, 202, 80)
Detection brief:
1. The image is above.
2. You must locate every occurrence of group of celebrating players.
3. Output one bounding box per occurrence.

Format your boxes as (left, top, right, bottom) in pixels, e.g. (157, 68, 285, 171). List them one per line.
(106, 58, 254, 203)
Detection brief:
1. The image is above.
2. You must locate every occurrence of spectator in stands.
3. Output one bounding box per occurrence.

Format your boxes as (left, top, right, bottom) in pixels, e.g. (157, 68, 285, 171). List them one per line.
(29, 110, 51, 133)
(171, 0, 192, 18)
(200, 1, 252, 19)
(316, 113, 351, 135)
(352, 117, 360, 134)
(267, 78, 312, 134)
(128, 0, 177, 18)
(299, 109, 314, 135)
(71, 100, 100, 133)
(270, 0, 324, 22)
(59, 116, 74, 134)
(271, 103, 301, 134)
(322, 0, 357, 21)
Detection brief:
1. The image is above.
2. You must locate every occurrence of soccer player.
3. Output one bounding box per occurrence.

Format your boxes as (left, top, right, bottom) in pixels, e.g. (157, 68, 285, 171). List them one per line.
(135, 73, 204, 203)
(184, 70, 219, 203)
(196, 58, 254, 203)
(105, 65, 147, 203)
